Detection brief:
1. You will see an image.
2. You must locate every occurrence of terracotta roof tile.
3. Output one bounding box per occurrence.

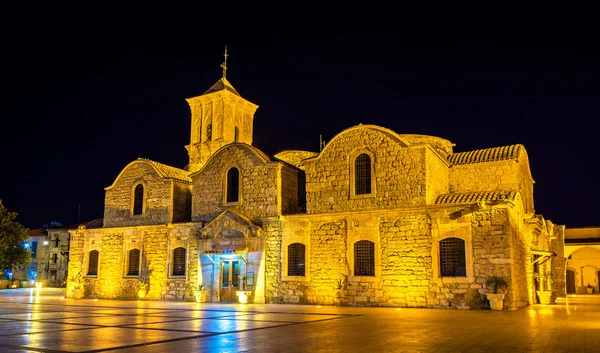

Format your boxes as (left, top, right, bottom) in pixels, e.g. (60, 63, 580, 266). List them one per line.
(138, 158, 191, 184)
(448, 144, 523, 166)
(435, 190, 516, 205)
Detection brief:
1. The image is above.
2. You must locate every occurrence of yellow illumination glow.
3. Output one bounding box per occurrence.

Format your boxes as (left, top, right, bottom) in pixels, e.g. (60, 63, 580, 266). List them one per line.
(396, 308, 402, 311)
(94, 299, 98, 302)
(316, 305, 321, 308)
(236, 291, 249, 304)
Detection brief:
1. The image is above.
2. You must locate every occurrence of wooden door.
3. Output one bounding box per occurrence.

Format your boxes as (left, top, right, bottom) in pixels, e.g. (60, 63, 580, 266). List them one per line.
(566, 270, 576, 294)
(219, 260, 239, 302)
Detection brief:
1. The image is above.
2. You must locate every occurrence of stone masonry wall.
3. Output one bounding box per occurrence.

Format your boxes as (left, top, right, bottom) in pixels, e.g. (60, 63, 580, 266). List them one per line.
(304, 127, 427, 214)
(516, 154, 534, 214)
(68, 224, 199, 301)
(448, 161, 516, 194)
(378, 214, 431, 307)
(192, 144, 280, 223)
(425, 147, 449, 205)
(264, 219, 283, 304)
(507, 208, 531, 308)
(551, 225, 566, 297)
(470, 208, 515, 308)
(66, 229, 85, 298)
(280, 164, 300, 214)
(104, 161, 173, 227)
(264, 204, 530, 309)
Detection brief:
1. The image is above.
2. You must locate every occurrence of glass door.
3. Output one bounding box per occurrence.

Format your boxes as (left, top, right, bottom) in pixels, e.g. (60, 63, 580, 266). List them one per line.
(220, 260, 239, 302)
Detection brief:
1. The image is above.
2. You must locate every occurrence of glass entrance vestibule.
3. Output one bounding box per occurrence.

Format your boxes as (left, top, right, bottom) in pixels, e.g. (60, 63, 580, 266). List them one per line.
(200, 251, 257, 303)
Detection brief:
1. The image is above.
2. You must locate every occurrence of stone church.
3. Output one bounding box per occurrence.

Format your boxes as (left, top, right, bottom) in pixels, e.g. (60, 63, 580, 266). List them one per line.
(67, 66, 566, 309)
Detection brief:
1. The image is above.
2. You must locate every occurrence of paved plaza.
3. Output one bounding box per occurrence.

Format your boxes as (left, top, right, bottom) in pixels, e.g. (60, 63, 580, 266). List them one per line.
(0, 289, 599, 352)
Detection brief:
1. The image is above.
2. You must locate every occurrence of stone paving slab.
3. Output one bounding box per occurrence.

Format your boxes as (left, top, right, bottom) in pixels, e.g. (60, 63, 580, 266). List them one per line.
(0, 289, 600, 352)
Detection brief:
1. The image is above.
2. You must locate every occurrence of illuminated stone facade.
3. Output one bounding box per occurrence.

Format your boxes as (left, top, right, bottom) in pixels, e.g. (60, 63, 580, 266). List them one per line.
(68, 74, 565, 309)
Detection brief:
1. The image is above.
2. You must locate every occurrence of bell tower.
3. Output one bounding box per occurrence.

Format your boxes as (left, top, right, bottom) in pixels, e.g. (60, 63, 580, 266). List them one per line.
(185, 47, 259, 174)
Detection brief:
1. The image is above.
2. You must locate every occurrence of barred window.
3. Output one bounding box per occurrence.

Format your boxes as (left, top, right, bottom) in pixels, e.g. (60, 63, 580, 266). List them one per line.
(287, 243, 306, 276)
(355, 154, 372, 195)
(172, 247, 186, 276)
(354, 240, 375, 276)
(133, 184, 144, 215)
(88, 250, 99, 276)
(127, 249, 140, 276)
(227, 167, 239, 203)
(440, 238, 466, 277)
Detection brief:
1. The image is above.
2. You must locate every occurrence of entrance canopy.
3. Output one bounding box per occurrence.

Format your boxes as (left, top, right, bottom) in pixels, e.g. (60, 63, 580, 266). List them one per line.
(198, 210, 262, 253)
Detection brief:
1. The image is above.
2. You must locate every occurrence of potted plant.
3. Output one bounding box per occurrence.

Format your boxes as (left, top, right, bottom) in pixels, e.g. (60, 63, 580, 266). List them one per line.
(533, 270, 555, 305)
(137, 280, 149, 300)
(486, 276, 508, 310)
(235, 275, 252, 304)
(193, 283, 210, 303)
(67, 272, 85, 299)
(10, 279, 18, 289)
(334, 278, 344, 296)
(587, 284, 594, 294)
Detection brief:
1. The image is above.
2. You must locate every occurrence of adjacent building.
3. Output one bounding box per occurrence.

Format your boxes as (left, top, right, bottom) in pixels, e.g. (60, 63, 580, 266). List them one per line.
(564, 227, 600, 294)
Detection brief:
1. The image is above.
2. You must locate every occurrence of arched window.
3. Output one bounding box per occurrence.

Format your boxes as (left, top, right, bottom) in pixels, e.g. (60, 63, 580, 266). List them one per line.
(88, 250, 99, 276)
(354, 240, 374, 276)
(127, 249, 140, 276)
(354, 153, 372, 195)
(133, 184, 144, 215)
(226, 167, 240, 203)
(288, 243, 306, 276)
(440, 238, 466, 277)
(172, 247, 186, 276)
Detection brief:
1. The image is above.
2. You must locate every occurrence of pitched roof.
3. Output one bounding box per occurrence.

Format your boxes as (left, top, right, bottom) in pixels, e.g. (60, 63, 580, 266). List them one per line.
(203, 77, 241, 96)
(435, 190, 517, 205)
(137, 158, 191, 184)
(448, 144, 523, 166)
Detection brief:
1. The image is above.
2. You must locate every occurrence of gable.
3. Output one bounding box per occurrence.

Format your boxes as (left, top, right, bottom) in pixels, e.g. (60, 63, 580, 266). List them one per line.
(198, 210, 262, 253)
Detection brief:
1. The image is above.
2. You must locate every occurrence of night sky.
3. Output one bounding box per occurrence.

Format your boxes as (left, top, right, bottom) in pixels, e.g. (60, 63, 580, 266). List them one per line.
(3, 19, 599, 229)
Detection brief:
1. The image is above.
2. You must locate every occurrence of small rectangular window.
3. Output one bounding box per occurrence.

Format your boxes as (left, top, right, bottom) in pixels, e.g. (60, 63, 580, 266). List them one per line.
(172, 247, 186, 276)
(88, 250, 99, 276)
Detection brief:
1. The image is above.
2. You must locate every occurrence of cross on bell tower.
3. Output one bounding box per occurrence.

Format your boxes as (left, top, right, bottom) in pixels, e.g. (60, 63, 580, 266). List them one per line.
(220, 45, 228, 79)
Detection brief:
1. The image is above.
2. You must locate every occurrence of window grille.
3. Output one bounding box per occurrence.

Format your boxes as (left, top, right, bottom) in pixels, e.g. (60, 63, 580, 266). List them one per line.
(227, 167, 239, 203)
(355, 154, 372, 195)
(354, 240, 375, 276)
(127, 249, 140, 276)
(54, 237, 59, 247)
(133, 184, 144, 215)
(88, 250, 99, 276)
(172, 247, 186, 276)
(288, 243, 306, 276)
(440, 238, 466, 277)
(52, 253, 58, 263)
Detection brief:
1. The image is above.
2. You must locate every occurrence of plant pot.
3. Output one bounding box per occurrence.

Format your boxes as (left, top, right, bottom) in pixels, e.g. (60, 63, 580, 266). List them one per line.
(235, 290, 252, 304)
(487, 293, 505, 310)
(138, 288, 147, 300)
(587, 287, 593, 294)
(194, 290, 210, 303)
(10, 283, 18, 289)
(536, 290, 552, 305)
